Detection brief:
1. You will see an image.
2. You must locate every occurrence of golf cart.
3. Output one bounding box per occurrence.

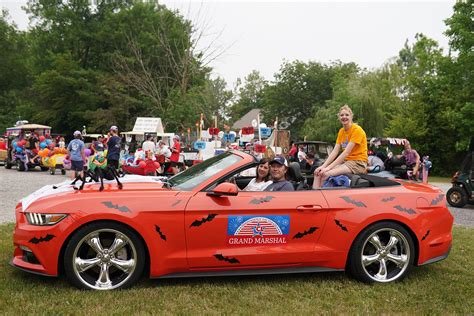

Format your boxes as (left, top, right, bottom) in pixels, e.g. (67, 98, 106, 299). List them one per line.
(446, 138, 474, 208)
(4, 123, 51, 171)
(293, 141, 334, 174)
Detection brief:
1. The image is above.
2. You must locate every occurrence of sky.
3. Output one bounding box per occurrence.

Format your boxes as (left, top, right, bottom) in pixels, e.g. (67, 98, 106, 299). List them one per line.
(1, 0, 456, 87)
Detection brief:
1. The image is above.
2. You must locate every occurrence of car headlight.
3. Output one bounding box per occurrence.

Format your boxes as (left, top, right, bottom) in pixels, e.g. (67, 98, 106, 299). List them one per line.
(25, 213, 67, 226)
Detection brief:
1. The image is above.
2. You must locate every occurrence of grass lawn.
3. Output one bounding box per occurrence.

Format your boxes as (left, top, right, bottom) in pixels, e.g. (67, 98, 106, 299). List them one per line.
(0, 224, 472, 314)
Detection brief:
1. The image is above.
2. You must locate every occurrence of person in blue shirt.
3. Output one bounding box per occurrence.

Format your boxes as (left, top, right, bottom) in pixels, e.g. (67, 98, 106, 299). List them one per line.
(106, 126, 121, 170)
(264, 155, 294, 192)
(67, 131, 86, 179)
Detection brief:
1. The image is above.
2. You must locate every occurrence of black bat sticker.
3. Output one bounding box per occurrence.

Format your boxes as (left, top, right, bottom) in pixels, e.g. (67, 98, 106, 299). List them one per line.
(340, 196, 367, 208)
(293, 227, 319, 239)
(29, 234, 56, 244)
(190, 214, 218, 228)
(250, 196, 275, 205)
(421, 230, 430, 241)
(214, 254, 240, 264)
(172, 200, 182, 207)
(155, 225, 167, 241)
(101, 201, 131, 213)
(334, 219, 348, 232)
(381, 197, 396, 202)
(394, 205, 416, 215)
(430, 194, 444, 206)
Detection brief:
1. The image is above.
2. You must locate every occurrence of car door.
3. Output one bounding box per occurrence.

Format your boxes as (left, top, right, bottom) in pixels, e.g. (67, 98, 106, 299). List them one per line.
(185, 190, 329, 268)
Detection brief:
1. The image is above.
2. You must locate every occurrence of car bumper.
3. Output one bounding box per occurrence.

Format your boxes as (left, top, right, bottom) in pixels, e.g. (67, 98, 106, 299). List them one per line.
(12, 209, 65, 276)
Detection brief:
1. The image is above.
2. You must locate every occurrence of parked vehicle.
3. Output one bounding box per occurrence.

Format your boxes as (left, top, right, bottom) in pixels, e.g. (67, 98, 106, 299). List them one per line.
(446, 138, 474, 208)
(12, 150, 452, 290)
(4, 123, 51, 171)
(293, 141, 334, 174)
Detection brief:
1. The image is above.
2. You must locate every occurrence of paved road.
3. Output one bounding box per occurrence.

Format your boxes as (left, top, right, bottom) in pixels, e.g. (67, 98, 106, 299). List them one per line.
(0, 167, 472, 226)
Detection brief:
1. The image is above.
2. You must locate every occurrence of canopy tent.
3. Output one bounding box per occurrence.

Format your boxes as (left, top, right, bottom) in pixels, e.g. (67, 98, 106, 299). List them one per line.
(6, 124, 51, 136)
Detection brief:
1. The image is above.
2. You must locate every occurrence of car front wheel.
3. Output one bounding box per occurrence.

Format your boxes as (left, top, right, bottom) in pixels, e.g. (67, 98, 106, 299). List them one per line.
(64, 222, 146, 290)
(348, 221, 414, 283)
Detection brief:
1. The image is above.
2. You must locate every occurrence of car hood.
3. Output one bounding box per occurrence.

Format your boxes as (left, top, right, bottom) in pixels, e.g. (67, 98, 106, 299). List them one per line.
(21, 175, 171, 212)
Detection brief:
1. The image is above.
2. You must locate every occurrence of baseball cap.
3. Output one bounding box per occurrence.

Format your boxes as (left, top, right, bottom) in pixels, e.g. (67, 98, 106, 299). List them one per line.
(73, 130, 81, 136)
(110, 125, 118, 132)
(270, 155, 288, 167)
(173, 135, 180, 140)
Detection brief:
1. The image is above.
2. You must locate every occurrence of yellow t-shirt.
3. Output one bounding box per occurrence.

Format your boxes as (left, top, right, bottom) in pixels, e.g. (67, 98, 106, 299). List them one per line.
(336, 124, 368, 162)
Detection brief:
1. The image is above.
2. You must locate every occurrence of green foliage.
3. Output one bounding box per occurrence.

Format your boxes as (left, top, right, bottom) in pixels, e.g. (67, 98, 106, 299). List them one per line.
(0, 12, 32, 131)
(228, 70, 266, 125)
(0, 0, 471, 176)
(261, 60, 335, 139)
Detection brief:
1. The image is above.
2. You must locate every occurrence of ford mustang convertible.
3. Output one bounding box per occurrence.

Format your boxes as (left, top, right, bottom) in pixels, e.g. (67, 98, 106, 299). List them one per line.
(11, 151, 453, 290)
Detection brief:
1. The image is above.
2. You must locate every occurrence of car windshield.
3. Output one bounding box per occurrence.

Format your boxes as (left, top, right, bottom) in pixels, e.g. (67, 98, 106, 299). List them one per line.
(168, 152, 243, 191)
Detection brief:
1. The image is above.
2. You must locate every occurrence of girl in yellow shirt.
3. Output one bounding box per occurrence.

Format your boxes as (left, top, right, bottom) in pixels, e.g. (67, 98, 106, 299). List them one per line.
(312, 105, 368, 188)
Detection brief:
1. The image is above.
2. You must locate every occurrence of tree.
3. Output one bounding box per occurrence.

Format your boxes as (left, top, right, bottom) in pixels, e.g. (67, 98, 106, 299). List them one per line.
(228, 70, 266, 124)
(260, 60, 334, 139)
(443, 0, 474, 151)
(0, 11, 32, 131)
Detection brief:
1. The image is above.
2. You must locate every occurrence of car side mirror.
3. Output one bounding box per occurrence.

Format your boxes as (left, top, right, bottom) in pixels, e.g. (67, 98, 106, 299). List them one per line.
(207, 182, 238, 197)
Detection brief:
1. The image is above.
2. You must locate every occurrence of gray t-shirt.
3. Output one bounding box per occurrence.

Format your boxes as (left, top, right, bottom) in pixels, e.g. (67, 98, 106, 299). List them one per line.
(264, 180, 294, 192)
(67, 139, 85, 161)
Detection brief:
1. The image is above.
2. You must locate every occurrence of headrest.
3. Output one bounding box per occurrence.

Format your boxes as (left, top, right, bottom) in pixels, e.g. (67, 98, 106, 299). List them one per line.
(288, 162, 303, 182)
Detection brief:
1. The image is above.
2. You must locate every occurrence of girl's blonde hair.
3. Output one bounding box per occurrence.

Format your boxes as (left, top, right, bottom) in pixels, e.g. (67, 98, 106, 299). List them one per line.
(339, 104, 353, 116)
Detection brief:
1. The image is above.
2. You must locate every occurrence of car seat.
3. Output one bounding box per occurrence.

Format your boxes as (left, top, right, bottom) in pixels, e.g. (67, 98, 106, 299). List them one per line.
(346, 174, 371, 188)
(288, 162, 307, 190)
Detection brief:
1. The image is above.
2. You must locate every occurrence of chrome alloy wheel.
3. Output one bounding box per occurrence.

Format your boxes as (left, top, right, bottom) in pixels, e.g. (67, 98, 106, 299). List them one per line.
(72, 229, 137, 290)
(360, 228, 410, 283)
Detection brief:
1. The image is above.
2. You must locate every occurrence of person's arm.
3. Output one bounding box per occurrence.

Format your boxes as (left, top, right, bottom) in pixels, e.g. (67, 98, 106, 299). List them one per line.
(314, 144, 341, 176)
(321, 144, 340, 169)
(81, 146, 86, 162)
(325, 142, 355, 169)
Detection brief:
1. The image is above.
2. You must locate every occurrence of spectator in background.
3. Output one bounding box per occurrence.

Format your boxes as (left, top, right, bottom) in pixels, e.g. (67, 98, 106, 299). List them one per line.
(58, 137, 66, 148)
(169, 135, 181, 174)
(106, 126, 121, 170)
(0, 137, 6, 150)
(156, 140, 172, 174)
(366, 151, 385, 173)
(142, 135, 156, 154)
(297, 145, 307, 164)
(91, 135, 105, 153)
(304, 153, 319, 174)
(398, 141, 420, 180)
(288, 142, 297, 162)
(67, 130, 86, 179)
(156, 140, 171, 159)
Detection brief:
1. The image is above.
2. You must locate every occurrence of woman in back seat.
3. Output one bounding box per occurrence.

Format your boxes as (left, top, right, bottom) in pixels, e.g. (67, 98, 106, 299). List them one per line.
(312, 105, 368, 188)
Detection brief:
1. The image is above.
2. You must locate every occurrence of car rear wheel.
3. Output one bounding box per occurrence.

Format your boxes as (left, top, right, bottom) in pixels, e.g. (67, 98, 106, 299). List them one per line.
(64, 222, 145, 290)
(446, 187, 467, 208)
(348, 222, 414, 283)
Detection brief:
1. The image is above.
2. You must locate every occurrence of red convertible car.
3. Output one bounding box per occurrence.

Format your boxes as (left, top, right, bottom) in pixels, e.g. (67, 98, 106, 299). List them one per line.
(11, 151, 453, 290)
